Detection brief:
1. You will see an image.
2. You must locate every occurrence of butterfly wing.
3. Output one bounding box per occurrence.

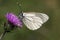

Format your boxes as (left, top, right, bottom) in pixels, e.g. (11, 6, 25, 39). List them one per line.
(23, 12, 49, 30)
(35, 13, 49, 23)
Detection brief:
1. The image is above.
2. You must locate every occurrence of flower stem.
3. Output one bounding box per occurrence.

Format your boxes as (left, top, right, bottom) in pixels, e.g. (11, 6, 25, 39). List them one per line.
(0, 31, 6, 40)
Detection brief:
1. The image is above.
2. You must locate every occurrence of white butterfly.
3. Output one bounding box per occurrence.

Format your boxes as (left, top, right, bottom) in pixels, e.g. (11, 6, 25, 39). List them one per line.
(19, 12, 49, 30)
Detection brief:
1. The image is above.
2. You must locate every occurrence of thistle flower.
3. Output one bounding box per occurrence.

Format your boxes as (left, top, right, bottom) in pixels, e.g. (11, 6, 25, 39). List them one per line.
(5, 13, 22, 27)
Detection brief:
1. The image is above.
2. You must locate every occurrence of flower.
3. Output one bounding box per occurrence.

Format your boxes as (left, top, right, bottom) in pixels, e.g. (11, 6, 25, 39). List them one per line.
(5, 13, 22, 27)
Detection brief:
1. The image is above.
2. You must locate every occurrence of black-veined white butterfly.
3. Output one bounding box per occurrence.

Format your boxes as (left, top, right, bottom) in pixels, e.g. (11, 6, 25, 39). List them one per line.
(19, 12, 49, 30)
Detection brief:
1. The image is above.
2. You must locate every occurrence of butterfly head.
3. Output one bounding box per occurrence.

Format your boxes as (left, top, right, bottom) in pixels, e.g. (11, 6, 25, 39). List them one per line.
(18, 11, 24, 19)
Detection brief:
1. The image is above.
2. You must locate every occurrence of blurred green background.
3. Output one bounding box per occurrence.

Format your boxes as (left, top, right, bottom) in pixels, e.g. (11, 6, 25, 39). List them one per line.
(0, 0, 60, 40)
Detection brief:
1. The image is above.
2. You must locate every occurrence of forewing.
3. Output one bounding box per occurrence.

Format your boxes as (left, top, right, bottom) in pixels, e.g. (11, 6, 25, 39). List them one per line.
(23, 12, 49, 23)
(23, 13, 43, 30)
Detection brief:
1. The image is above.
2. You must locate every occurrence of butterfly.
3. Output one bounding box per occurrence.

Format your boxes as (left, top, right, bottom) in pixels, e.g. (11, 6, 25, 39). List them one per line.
(18, 12, 49, 30)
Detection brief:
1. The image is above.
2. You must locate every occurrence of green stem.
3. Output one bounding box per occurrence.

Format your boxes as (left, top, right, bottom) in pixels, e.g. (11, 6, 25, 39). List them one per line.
(0, 31, 6, 40)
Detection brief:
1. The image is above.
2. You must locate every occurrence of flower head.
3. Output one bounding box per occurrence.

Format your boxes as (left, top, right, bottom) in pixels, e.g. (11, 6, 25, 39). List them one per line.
(5, 13, 22, 27)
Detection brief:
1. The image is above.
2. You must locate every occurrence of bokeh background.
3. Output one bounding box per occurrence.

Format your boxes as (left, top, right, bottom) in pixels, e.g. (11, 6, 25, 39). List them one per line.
(0, 0, 60, 40)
